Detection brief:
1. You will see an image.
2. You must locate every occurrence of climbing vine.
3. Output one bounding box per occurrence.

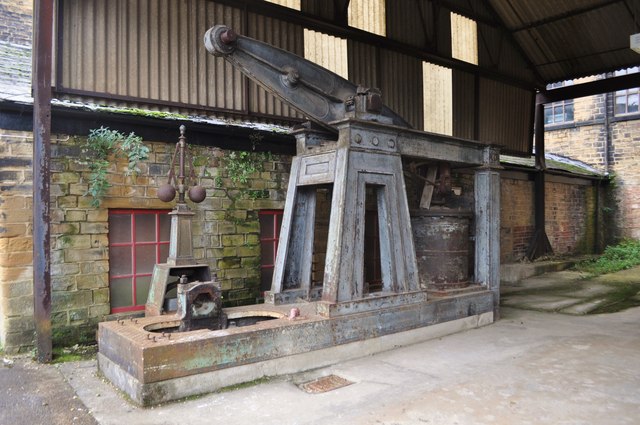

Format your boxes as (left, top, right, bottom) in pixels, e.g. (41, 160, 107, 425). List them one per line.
(222, 150, 273, 185)
(79, 127, 150, 207)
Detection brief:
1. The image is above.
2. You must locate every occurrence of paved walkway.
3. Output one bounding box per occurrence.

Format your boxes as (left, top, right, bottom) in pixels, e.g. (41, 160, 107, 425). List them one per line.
(2, 266, 640, 424)
(502, 267, 640, 314)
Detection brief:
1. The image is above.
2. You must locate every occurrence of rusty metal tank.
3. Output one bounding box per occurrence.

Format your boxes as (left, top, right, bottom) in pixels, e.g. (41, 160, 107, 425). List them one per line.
(411, 209, 472, 290)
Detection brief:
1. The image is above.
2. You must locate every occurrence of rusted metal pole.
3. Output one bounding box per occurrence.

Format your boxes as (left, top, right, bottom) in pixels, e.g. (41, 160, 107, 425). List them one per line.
(32, 0, 54, 362)
(527, 101, 553, 260)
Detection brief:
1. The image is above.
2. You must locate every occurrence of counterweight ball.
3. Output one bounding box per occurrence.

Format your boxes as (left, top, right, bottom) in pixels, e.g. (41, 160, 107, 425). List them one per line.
(157, 184, 177, 202)
(189, 185, 206, 203)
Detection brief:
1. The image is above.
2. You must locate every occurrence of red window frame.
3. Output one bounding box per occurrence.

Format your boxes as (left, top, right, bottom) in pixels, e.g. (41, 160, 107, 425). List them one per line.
(259, 210, 284, 294)
(109, 209, 170, 313)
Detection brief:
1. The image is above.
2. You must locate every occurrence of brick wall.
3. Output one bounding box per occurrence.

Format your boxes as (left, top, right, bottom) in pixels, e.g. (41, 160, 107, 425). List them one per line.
(498, 174, 597, 262)
(500, 177, 534, 262)
(0, 128, 290, 353)
(408, 168, 599, 263)
(0, 0, 32, 46)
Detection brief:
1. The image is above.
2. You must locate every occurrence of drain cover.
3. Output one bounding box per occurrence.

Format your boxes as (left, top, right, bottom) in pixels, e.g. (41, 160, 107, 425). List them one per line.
(299, 374, 353, 394)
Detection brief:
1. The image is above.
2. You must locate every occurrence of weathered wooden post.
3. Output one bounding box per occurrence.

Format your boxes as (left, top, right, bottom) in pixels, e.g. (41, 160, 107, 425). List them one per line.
(474, 146, 502, 318)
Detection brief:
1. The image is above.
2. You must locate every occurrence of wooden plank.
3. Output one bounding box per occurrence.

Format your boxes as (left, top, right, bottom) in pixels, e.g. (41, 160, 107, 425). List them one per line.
(282, 187, 316, 291)
(398, 133, 485, 165)
(271, 157, 302, 294)
(419, 166, 438, 209)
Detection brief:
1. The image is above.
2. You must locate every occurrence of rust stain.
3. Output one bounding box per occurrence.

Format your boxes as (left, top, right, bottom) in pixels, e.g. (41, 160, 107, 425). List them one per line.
(299, 374, 353, 394)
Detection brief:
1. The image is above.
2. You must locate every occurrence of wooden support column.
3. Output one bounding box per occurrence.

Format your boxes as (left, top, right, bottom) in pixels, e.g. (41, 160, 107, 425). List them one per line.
(475, 146, 501, 319)
(281, 187, 317, 293)
(32, 0, 54, 362)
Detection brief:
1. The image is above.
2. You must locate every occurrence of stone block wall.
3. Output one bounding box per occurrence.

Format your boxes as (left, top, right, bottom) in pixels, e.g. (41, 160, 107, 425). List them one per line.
(0, 130, 34, 353)
(543, 124, 608, 172)
(0, 128, 290, 353)
(545, 87, 640, 241)
(610, 119, 640, 239)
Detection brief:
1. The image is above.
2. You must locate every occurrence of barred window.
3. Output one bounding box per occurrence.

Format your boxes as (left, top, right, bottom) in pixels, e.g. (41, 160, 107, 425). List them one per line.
(108, 209, 170, 313)
(259, 210, 284, 293)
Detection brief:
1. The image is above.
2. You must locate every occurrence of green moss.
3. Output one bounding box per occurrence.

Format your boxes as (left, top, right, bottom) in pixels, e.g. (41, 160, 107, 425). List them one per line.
(52, 321, 99, 347)
(52, 344, 97, 363)
(502, 275, 640, 315)
(589, 282, 640, 314)
(216, 376, 271, 393)
(98, 106, 188, 120)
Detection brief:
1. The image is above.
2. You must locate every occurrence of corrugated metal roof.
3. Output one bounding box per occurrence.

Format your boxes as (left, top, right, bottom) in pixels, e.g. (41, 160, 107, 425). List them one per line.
(0, 41, 31, 100)
(501, 152, 605, 177)
(486, 0, 640, 84)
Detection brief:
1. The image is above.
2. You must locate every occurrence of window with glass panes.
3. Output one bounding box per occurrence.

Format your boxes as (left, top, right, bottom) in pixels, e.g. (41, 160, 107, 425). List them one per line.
(544, 81, 574, 125)
(614, 67, 639, 116)
(259, 210, 283, 293)
(108, 210, 170, 313)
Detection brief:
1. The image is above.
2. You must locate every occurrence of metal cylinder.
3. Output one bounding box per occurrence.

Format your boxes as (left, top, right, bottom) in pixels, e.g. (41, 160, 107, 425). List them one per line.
(411, 209, 472, 290)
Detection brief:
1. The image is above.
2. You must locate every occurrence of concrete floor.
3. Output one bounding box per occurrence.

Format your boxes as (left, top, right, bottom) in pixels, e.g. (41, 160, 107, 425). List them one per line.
(60, 307, 640, 425)
(3, 267, 640, 424)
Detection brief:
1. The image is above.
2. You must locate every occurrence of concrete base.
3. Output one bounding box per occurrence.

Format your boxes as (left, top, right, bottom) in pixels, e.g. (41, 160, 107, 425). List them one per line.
(500, 259, 578, 284)
(98, 291, 493, 406)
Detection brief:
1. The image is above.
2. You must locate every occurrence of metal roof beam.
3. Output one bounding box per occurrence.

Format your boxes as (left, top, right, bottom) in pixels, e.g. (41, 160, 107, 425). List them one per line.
(511, 0, 623, 33)
(536, 72, 640, 104)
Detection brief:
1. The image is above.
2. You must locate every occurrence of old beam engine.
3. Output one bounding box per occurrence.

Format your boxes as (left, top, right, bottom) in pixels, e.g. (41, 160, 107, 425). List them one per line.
(96, 25, 501, 406)
(204, 25, 501, 313)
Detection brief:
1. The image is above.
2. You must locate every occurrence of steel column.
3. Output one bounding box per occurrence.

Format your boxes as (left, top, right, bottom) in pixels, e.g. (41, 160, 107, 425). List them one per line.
(32, 0, 54, 362)
(527, 102, 553, 260)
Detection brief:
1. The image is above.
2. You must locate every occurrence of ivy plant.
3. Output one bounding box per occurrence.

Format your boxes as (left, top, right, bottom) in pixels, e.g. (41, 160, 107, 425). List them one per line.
(79, 127, 149, 207)
(223, 150, 273, 185)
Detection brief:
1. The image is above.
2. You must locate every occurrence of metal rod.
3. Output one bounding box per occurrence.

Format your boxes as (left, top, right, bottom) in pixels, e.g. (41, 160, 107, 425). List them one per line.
(32, 0, 54, 363)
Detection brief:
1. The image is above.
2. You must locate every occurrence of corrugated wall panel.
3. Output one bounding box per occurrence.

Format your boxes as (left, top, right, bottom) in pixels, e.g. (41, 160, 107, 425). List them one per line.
(348, 0, 385, 36)
(266, 0, 301, 10)
(450, 12, 478, 65)
(204, 2, 244, 110)
(60, 0, 246, 112)
(379, 49, 422, 129)
(477, 23, 536, 85)
(347, 40, 378, 89)
(247, 14, 304, 119)
(478, 78, 533, 153)
(452, 69, 475, 140)
(300, 0, 336, 21)
(385, 0, 428, 49)
(304, 29, 348, 80)
(422, 62, 452, 135)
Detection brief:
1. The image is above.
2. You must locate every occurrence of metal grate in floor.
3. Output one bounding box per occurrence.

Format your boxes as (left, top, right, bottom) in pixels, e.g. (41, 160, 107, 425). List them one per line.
(299, 374, 353, 394)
